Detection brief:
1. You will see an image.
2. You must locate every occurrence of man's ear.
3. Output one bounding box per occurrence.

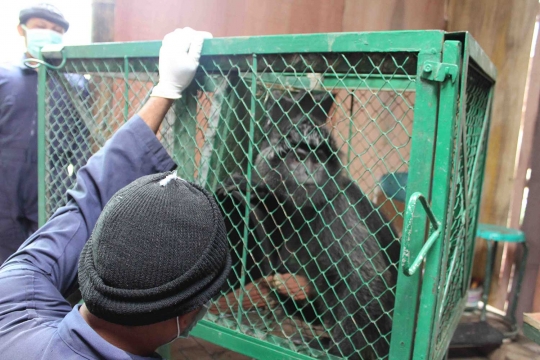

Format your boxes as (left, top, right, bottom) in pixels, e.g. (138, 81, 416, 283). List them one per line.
(178, 308, 199, 330)
(17, 24, 25, 37)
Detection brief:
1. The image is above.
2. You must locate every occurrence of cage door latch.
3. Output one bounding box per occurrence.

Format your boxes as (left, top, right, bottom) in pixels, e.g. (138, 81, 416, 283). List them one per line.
(421, 61, 458, 83)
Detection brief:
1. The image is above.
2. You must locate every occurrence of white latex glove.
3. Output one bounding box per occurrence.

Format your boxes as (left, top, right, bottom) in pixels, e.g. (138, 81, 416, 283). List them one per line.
(151, 27, 212, 99)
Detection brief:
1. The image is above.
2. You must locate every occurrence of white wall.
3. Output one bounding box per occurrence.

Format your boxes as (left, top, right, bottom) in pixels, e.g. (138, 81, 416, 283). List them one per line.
(0, 0, 92, 63)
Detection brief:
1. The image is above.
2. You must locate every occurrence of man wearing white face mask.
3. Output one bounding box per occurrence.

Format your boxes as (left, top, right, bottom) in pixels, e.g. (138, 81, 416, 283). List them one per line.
(18, 3, 67, 58)
(0, 3, 90, 264)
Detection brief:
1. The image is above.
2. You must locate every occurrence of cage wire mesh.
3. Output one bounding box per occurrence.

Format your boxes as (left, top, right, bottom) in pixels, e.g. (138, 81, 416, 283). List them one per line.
(43, 52, 413, 359)
(41, 39, 494, 360)
(432, 65, 492, 358)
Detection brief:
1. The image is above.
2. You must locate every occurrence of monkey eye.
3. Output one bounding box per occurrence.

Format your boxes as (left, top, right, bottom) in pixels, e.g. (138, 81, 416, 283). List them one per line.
(294, 145, 310, 161)
(315, 148, 328, 159)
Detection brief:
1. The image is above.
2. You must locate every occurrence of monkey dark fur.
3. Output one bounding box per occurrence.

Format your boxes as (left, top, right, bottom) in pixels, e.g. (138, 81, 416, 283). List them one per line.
(217, 91, 399, 359)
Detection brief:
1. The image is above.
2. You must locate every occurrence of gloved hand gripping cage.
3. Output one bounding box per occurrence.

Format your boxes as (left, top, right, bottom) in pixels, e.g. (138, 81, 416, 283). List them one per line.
(39, 31, 496, 360)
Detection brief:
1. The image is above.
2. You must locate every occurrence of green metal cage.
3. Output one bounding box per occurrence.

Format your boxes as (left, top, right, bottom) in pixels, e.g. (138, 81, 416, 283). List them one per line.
(38, 30, 496, 359)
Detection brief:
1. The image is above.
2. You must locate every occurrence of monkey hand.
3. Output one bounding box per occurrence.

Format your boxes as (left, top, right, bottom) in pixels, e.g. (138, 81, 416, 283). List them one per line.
(269, 273, 311, 301)
(210, 278, 277, 314)
(151, 27, 212, 99)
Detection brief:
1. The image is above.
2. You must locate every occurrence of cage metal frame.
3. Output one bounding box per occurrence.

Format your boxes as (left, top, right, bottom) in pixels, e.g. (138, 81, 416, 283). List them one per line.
(38, 30, 496, 360)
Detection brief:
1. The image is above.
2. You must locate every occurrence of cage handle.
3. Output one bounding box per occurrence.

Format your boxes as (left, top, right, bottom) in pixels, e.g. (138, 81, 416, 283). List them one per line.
(401, 192, 442, 276)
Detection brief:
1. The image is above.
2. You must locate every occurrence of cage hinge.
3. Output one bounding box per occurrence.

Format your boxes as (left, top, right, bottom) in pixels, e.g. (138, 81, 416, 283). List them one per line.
(420, 61, 458, 83)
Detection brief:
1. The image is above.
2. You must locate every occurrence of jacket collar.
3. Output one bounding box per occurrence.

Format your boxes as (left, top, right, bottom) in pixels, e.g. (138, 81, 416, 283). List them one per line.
(57, 305, 162, 360)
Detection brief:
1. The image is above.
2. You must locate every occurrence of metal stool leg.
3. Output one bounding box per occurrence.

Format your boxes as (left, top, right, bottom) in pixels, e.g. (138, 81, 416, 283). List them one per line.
(481, 241, 497, 321)
(507, 242, 529, 325)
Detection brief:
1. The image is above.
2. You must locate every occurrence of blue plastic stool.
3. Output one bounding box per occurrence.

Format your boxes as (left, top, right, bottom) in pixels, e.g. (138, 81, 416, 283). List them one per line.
(476, 224, 528, 335)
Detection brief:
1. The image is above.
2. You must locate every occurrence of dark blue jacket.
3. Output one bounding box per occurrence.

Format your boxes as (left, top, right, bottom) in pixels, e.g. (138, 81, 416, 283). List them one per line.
(0, 58, 90, 262)
(0, 115, 175, 359)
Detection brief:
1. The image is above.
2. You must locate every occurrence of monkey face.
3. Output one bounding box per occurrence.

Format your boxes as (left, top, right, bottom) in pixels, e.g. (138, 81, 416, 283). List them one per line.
(254, 91, 341, 207)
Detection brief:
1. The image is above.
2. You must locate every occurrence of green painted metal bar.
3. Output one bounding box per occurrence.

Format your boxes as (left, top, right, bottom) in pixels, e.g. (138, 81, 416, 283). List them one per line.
(463, 87, 495, 292)
(412, 40, 462, 360)
(467, 91, 493, 201)
(453, 32, 475, 296)
(523, 316, 540, 346)
(445, 32, 497, 82)
(236, 54, 258, 324)
(431, 55, 468, 354)
(123, 56, 130, 122)
(245, 73, 415, 92)
(400, 192, 442, 276)
(41, 30, 445, 60)
(425, 40, 465, 359)
(464, 33, 497, 81)
(192, 320, 318, 360)
(201, 72, 415, 93)
(324, 76, 414, 91)
(37, 62, 48, 226)
(389, 48, 442, 360)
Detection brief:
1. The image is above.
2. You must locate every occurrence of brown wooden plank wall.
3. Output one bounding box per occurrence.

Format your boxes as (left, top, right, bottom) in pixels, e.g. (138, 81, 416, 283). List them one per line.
(113, 0, 445, 40)
(447, 0, 538, 311)
(109, 0, 540, 316)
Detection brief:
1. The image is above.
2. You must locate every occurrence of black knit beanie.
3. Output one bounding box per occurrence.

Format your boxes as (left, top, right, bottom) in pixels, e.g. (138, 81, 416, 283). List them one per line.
(19, 3, 70, 31)
(78, 171, 231, 326)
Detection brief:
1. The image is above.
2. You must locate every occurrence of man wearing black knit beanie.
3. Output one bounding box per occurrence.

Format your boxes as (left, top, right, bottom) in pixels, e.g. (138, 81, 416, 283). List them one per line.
(0, 28, 231, 359)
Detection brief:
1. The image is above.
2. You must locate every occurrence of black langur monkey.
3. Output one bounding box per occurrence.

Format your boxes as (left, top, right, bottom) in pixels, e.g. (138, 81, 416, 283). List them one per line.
(216, 90, 399, 360)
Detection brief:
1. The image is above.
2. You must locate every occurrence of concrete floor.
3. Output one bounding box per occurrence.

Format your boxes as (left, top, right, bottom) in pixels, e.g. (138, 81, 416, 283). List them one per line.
(451, 335, 540, 360)
(163, 307, 540, 360)
(448, 310, 540, 360)
(167, 328, 540, 360)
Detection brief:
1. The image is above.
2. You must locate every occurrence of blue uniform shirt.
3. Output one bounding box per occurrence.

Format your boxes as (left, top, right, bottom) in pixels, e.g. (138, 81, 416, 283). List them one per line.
(0, 115, 176, 359)
(0, 60, 39, 259)
(0, 58, 91, 262)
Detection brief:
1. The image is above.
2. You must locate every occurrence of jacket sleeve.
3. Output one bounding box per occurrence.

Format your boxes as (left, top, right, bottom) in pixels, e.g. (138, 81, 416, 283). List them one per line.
(0, 115, 176, 295)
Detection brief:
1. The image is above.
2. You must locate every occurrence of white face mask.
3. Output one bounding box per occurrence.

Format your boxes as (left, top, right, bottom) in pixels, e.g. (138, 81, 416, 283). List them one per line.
(164, 302, 209, 345)
(22, 25, 63, 58)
